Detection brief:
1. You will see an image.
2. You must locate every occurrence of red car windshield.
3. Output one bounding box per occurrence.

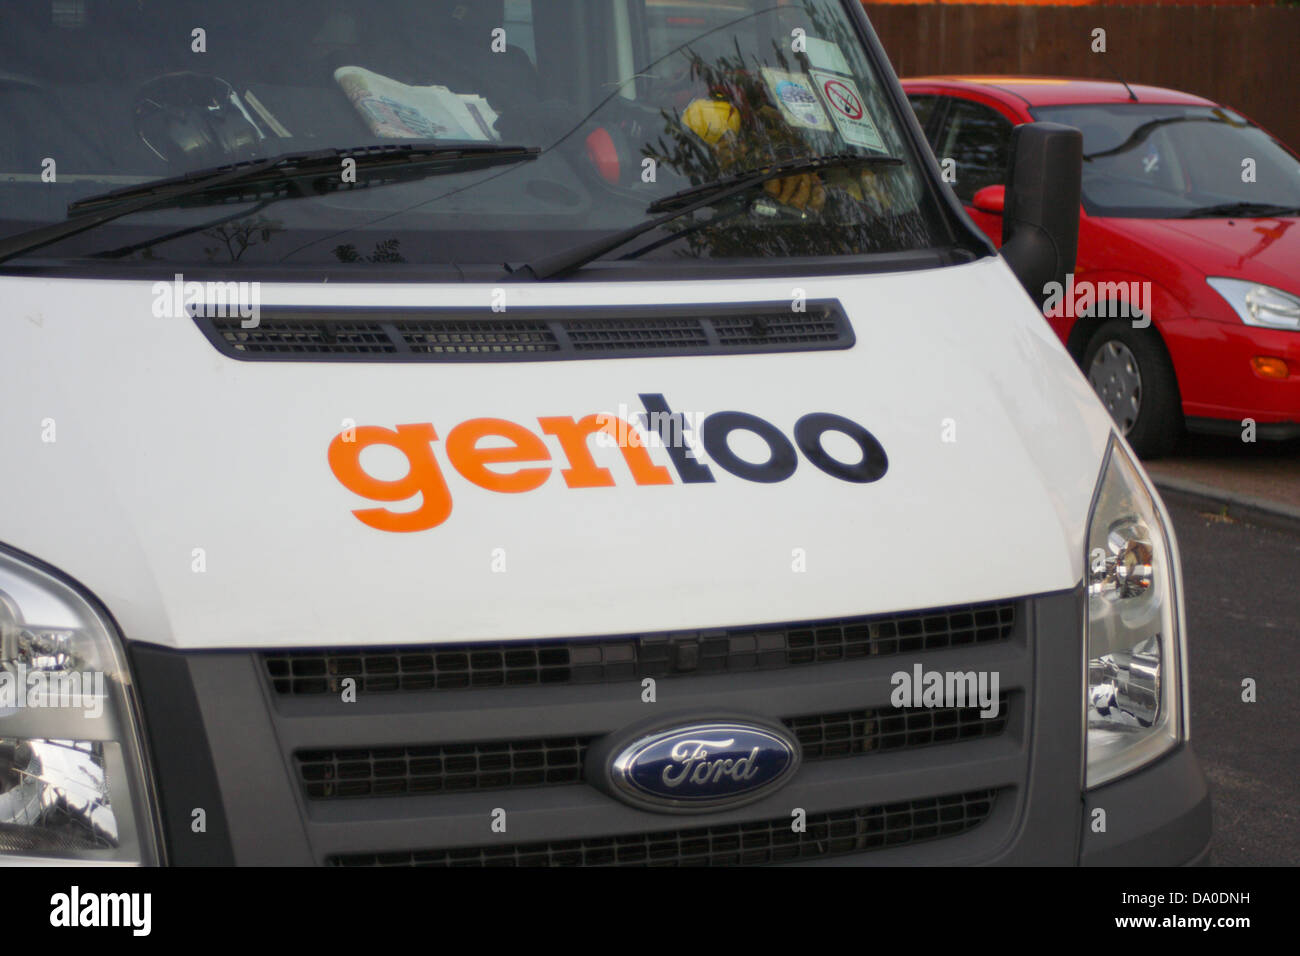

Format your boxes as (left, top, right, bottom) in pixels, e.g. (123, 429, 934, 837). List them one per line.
(1031, 103, 1300, 219)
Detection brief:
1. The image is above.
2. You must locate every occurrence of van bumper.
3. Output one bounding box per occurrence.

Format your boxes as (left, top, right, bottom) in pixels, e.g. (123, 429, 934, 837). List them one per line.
(1079, 744, 1212, 866)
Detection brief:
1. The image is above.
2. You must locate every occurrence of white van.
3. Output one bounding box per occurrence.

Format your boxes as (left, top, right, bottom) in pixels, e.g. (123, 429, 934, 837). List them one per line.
(0, 0, 1208, 865)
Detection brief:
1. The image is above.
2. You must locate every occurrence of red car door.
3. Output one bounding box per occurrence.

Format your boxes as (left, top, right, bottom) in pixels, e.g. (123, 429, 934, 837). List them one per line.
(932, 96, 1018, 246)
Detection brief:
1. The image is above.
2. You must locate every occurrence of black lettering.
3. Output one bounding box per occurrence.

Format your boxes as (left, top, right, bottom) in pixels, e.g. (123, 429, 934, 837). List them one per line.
(638, 393, 715, 483)
(794, 413, 888, 483)
(702, 411, 797, 483)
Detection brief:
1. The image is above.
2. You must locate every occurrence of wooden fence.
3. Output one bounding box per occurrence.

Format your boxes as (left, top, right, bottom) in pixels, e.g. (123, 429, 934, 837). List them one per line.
(863, 2, 1300, 150)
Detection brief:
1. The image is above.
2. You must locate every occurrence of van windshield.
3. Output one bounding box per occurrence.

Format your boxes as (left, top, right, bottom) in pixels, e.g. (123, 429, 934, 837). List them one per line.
(0, 0, 950, 273)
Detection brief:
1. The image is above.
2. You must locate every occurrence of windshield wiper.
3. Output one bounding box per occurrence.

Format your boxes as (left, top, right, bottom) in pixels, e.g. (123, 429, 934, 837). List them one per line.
(1179, 201, 1300, 219)
(1082, 114, 1241, 162)
(510, 152, 903, 280)
(0, 143, 539, 266)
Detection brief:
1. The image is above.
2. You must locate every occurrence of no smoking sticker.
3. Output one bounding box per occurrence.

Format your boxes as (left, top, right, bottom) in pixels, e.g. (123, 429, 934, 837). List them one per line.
(809, 69, 884, 151)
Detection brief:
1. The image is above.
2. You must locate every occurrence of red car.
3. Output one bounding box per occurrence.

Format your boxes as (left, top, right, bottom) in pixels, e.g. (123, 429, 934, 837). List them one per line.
(902, 76, 1300, 456)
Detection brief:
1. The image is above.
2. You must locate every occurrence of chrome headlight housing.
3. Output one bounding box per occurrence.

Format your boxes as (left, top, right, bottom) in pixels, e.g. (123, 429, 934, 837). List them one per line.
(0, 546, 160, 863)
(1084, 437, 1187, 788)
(1207, 277, 1300, 331)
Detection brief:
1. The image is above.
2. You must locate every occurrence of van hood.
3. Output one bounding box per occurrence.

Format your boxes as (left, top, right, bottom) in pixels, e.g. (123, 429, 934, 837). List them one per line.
(0, 260, 1112, 650)
(1114, 215, 1300, 290)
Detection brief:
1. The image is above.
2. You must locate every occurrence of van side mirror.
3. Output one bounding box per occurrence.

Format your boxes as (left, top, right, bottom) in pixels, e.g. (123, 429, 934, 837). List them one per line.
(1000, 122, 1082, 306)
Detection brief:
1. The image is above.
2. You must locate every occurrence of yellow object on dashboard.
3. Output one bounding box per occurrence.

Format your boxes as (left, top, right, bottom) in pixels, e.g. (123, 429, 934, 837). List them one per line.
(683, 98, 741, 144)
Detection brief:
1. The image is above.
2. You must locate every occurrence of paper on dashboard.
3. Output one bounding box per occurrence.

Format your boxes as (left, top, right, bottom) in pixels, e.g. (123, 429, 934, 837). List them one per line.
(334, 66, 499, 141)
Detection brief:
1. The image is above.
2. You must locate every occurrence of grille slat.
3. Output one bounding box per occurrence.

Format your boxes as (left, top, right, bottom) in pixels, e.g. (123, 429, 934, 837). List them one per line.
(396, 319, 559, 356)
(711, 312, 842, 346)
(564, 317, 709, 351)
(295, 697, 1011, 799)
(788, 694, 1009, 759)
(329, 790, 1000, 866)
(298, 737, 590, 799)
(197, 302, 853, 362)
(215, 320, 397, 355)
(265, 602, 1016, 696)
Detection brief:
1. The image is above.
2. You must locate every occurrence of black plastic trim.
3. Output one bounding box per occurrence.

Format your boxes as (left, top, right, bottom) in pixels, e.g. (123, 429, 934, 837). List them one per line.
(193, 300, 855, 363)
(128, 644, 236, 865)
(1079, 744, 1212, 866)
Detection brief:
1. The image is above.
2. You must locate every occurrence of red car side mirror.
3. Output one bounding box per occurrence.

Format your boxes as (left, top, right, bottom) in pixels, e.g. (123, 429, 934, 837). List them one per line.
(972, 185, 1005, 215)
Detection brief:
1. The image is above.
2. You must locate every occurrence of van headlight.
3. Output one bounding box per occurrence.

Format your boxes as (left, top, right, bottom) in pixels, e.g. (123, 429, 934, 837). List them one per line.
(0, 547, 160, 863)
(1084, 437, 1186, 788)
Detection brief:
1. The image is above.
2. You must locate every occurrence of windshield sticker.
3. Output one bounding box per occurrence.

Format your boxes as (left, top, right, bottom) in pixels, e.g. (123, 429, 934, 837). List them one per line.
(1142, 143, 1161, 174)
(802, 37, 851, 76)
(809, 70, 884, 152)
(761, 68, 832, 132)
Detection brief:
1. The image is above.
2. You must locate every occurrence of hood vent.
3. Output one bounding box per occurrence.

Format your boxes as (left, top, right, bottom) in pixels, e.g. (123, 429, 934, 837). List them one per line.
(194, 301, 853, 362)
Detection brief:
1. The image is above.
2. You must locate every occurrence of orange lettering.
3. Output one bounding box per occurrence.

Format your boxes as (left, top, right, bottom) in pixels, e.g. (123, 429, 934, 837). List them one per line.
(537, 415, 672, 488)
(445, 418, 552, 493)
(327, 423, 452, 532)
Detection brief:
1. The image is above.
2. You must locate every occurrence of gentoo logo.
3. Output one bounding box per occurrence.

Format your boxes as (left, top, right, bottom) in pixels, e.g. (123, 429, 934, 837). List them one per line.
(328, 393, 888, 532)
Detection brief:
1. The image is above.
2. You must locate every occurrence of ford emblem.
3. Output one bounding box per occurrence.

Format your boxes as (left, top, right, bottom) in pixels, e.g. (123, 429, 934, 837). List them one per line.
(591, 718, 801, 813)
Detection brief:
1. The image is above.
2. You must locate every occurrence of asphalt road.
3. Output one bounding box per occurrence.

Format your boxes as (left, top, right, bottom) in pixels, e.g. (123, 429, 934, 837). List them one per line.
(1168, 498, 1300, 865)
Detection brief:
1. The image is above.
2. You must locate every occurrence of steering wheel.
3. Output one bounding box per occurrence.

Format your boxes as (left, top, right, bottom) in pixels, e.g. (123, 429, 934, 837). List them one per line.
(134, 72, 269, 167)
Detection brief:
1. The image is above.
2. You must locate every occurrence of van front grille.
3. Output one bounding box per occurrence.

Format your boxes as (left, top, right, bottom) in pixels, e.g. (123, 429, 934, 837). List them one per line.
(134, 590, 1083, 866)
(328, 789, 1001, 866)
(295, 697, 1012, 799)
(265, 602, 1016, 696)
